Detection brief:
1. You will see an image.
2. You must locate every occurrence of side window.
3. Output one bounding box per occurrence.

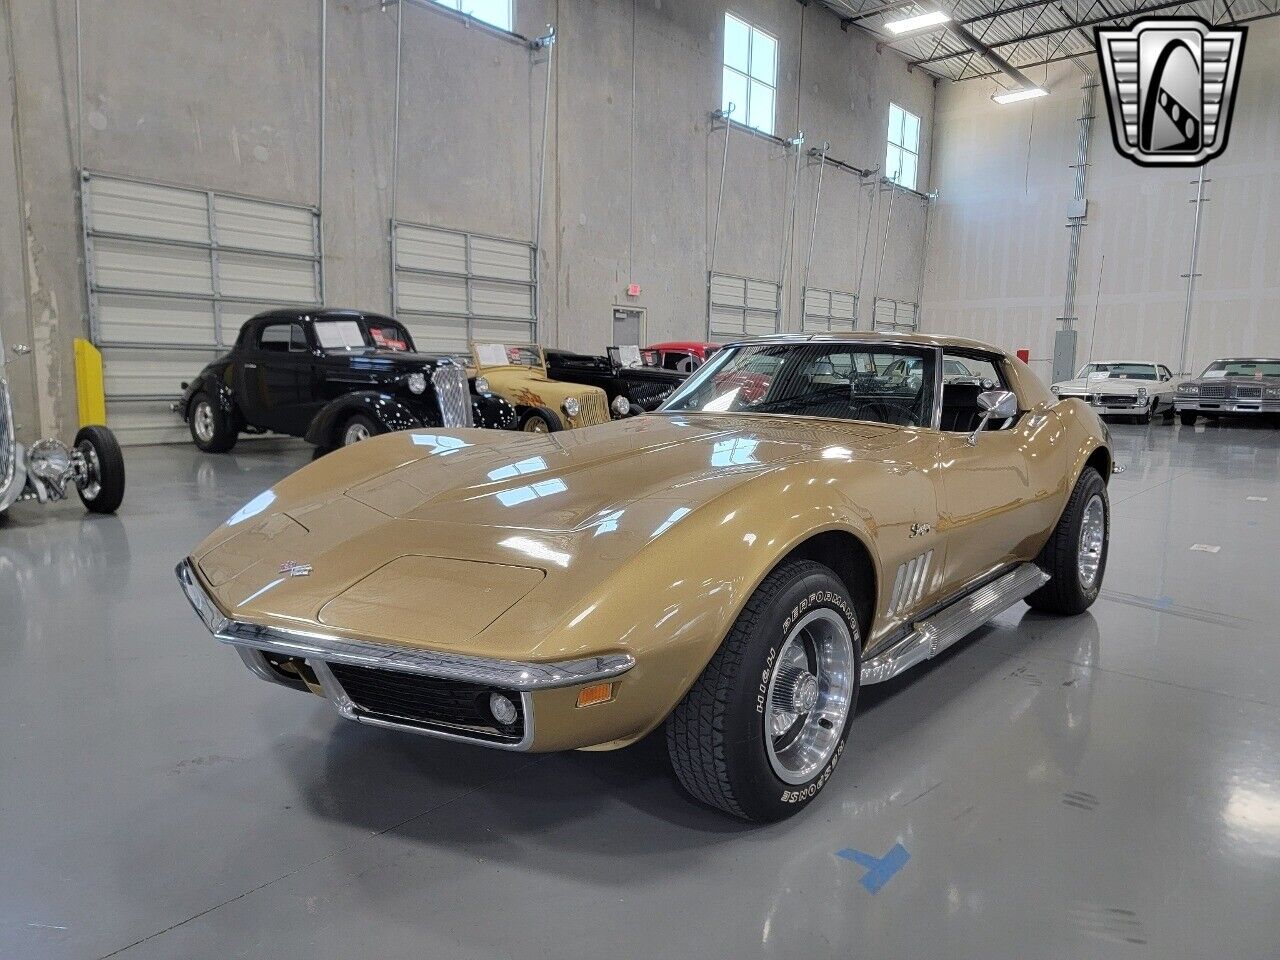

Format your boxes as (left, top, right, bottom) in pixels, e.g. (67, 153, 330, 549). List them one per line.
(664, 351, 696, 373)
(940, 353, 1013, 433)
(259, 323, 305, 353)
(1159, 365, 1173, 381)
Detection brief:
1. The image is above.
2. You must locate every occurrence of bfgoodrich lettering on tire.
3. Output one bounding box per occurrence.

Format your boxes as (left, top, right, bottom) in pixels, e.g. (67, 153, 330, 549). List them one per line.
(665, 559, 862, 822)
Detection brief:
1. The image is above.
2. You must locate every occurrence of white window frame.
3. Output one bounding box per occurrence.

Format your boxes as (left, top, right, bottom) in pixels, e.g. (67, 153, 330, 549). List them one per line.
(429, 0, 513, 33)
(722, 13, 778, 136)
(886, 103, 921, 191)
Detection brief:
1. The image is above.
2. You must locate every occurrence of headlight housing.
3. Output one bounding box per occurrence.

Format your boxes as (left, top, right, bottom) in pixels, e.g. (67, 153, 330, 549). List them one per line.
(474, 376, 491, 394)
(562, 396, 581, 419)
(611, 394, 631, 417)
(1265, 386, 1280, 399)
(407, 372, 427, 394)
(1136, 386, 1148, 399)
(1178, 383, 1200, 395)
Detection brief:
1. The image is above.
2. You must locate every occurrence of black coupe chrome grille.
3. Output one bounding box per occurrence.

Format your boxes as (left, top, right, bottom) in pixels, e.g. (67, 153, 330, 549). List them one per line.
(0, 378, 13, 493)
(432, 364, 474, 428)
(326, 663, 524, 744)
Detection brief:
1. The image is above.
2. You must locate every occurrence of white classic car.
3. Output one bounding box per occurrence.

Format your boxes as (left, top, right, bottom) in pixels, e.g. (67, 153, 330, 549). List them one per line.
(1051, 361, 1180, 423)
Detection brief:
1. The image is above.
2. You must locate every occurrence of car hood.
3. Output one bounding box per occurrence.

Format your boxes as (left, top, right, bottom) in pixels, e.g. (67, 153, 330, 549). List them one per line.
(1055, 377, 1157, 394)
(330, 350, 460, 372)
(189, 415, 917, 656)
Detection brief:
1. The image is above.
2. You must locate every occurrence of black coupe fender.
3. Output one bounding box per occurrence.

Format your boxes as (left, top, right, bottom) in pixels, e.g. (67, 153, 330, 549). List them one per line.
(306, 391, 517, 449)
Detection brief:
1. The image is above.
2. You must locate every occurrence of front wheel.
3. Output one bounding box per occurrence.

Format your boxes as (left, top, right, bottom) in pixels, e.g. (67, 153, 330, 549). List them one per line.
(1179, 410, 1197, 426)
(520, 408, 561, 433)
(188, 392, 238, 452)
(1027, 466, 1108, 615)
(74, 425, 125, 514)
(666, 559, 862, 822)
(340, 412, 381, 447)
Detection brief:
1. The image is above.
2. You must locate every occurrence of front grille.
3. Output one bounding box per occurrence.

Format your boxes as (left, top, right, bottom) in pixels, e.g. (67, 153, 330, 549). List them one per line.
(432, 364, 474, 428)
(327, 663, 524, 744)
(630, 382, 675, 410)
(1199, 383, 1230, 399)
(1236, 385, 1263, 399)
(0, 378, 13, 493)
(1097, 394, 1138, 408)
(572, 391, 611, 427)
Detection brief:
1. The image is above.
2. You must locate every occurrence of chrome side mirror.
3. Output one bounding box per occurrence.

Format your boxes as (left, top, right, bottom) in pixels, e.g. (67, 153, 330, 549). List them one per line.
(967, 389, 1019, 446)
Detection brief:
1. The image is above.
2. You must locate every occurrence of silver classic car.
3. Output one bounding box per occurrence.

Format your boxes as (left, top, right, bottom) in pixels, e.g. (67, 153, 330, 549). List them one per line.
(1174, 358, 1280, 426)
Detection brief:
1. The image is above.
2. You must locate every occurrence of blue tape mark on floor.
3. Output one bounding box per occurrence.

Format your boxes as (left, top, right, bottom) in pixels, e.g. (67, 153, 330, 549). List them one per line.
(835, 843, 910, 893)
(1155, 596, 1174, 609)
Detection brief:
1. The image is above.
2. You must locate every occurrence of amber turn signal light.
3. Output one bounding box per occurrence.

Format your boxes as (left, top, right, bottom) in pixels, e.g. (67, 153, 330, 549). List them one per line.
(576, 682, 614, 707)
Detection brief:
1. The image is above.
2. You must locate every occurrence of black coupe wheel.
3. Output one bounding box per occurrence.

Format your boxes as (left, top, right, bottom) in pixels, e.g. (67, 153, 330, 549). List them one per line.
(1026, 466, 1108, 615)
(340, 413, 381, 447)
(73, 425, 125, 514)
(188, 392, 238, 452)
(1179, 411, 1197, 426)
(666, 559, 862, 822)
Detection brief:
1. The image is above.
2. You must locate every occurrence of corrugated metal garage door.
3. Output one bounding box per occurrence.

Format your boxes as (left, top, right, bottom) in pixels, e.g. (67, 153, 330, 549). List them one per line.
(391, 221, 536, 352)
(802, 288, 858, 332)
(871, 297, 919, 333)
(708, 273, 781, 342)
(82, 173, 322, 444)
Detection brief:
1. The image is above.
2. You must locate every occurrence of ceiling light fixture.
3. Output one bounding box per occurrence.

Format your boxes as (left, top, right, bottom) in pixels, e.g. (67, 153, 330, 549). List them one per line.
(883, 10, 951, 35)
(993, 87, 1049, 104)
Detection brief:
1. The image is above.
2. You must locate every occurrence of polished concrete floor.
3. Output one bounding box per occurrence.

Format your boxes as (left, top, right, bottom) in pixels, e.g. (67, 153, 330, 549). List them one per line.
(3, 420, 1279, 960)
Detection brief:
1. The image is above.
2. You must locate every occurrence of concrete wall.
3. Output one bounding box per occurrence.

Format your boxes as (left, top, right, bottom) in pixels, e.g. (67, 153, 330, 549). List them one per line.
(921, 19, 1280, 382)
(2, 0, 933, 441)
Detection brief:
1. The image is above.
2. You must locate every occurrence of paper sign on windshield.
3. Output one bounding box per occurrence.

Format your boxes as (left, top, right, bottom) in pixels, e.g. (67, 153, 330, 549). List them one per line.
(618, 345, 642, 368)
(476, 343, 510, 367)
(314, 321, 365, 350)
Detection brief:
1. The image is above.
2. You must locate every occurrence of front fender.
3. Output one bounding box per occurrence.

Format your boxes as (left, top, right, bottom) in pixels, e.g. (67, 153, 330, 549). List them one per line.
(179, 370, 236, 423)
(472, 393, 517, 430)
(305, 393, 429, 447)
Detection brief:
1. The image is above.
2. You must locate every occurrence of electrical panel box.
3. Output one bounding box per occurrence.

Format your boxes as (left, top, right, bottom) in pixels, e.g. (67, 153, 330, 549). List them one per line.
(1053, 329, 1079, 385)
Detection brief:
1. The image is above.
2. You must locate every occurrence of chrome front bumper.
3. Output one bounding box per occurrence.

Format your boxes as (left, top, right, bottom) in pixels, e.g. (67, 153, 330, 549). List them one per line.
(175, 559, 635, 750)
(1175, 399, 1280, 414)
(1059, 392, 1152, 415)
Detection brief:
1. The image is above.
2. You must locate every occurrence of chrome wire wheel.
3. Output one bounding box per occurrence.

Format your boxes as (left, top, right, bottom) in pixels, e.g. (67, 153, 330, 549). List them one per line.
(764, 608, 855, 785)
(342, 421, 371, 446)
(522, 416, 549, 433)
(192, 401, 215, 444)
(1077, 493, 1106, 589)
(75, 440, 101, 501)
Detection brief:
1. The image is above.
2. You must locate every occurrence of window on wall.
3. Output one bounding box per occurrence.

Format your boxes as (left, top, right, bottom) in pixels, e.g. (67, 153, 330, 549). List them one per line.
(432, 0, 512, 32)
(722, 13, 777, 136)
(886, 103, 921, 191)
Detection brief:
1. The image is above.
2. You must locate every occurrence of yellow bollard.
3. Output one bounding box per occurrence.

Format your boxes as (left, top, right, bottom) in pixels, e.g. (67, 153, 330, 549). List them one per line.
(73, 338, 107, 427)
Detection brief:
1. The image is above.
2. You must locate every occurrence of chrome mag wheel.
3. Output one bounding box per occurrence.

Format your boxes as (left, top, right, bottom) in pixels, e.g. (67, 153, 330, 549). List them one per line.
(75, 440, 101, 501)
(192, 401, 216, 444)
(343, 421, 371, 445)
(522, 416, 549, 433)
(1078, 493, 1106, 589)
(764, 608, 855, 785)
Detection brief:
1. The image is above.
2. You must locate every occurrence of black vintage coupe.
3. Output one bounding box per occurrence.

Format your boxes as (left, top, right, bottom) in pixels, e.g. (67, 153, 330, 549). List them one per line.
(545, 347, 686, 414)
(177, 308, 515, 453)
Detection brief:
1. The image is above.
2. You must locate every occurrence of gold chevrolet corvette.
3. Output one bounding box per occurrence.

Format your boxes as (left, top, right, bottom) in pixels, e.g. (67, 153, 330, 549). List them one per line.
(177, 333, 1112, 821)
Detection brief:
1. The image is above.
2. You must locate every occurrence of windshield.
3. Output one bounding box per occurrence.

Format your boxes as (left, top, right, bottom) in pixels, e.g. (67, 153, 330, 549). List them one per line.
(313, 318, 414, 353)
(1077, 362, 1157, 380)
(1201, 359, 1280, 378)
(474, 343, 544, 369)
(660, 342, 938, 427)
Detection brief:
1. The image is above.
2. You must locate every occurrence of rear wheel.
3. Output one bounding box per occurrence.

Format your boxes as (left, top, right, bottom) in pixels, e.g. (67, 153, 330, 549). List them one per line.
(74, 425, 125, 514)
(189, 392, 238, 452)
(1027, 466, 1108, 615)
(1180, 410, 1197, 426)
(666, 559, 861, 822)
(340, 413, 381, 447)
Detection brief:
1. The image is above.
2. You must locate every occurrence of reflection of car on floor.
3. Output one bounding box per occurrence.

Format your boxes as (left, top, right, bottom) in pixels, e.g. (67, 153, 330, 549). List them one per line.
(545, 347, 686, 414)
(646, 341, 721, 373)
(1052, 360, 1179, 424)
(469, 342, 616, 433)
(1174, 357, 1280, 426)
(177, 332, 1112, 823)
(0, 374, 125, 516)
(175, 308, 515, 453)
